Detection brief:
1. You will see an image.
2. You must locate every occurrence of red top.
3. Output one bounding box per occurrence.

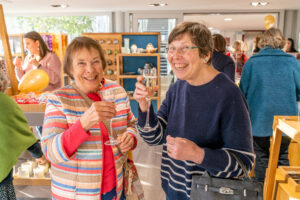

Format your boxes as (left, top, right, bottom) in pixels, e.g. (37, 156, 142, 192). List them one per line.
(61, 92, 116, 194)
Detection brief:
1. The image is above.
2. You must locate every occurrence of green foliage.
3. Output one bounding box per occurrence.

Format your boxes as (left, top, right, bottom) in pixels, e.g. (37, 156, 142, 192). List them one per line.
(15, 16, 95, 36)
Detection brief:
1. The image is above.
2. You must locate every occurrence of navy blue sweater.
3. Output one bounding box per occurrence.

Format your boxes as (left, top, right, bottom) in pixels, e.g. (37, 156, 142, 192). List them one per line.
(138, 73, 255, 200)
(212, 50, 235, 82)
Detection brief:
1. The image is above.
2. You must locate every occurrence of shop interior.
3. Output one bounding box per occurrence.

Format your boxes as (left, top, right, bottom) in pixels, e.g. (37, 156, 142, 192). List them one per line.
(0, 0, 300, 199)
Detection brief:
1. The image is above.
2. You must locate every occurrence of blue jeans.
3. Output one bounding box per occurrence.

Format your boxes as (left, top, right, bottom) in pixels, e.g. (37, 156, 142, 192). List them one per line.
(101, 187, 125, 200)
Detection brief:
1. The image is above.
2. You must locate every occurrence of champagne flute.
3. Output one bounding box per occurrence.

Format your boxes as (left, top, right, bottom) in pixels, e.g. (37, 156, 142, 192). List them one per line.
(100, 89, 120, 146)
(142, 68, 157, 131)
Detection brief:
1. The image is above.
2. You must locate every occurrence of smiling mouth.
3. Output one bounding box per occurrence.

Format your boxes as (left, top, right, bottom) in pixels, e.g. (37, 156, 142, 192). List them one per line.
(174, 64, 187, 70)
(84, 75, 98, 81)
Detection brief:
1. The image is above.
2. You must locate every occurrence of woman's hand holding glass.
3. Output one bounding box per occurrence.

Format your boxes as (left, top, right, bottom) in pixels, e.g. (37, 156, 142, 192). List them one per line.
(133, 76, 149, 112)
(80, 101, 116, 132)
(117, 132, 134, 153)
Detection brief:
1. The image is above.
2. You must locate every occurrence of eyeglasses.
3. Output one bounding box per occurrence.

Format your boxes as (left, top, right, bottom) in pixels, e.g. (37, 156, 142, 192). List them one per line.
(166, 46, 199, 55)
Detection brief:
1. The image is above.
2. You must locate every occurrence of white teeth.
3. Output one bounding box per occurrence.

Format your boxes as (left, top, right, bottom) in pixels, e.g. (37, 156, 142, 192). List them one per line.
(174, 64, 187, 70)
(85, 77, 96, 80)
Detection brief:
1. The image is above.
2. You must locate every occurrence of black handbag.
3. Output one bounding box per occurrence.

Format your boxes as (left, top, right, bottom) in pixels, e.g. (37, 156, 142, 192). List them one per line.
(190, 152, 263, 200)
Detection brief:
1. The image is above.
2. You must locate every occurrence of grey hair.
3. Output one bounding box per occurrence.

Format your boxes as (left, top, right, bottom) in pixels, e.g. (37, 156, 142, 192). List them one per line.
(258, 28, 286, 49)
(0, 70, 8, 92)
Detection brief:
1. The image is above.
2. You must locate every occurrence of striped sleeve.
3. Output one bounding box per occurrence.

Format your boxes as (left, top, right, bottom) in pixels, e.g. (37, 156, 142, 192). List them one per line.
(41, 93, 75, 164)
(200, 148, 255, 178)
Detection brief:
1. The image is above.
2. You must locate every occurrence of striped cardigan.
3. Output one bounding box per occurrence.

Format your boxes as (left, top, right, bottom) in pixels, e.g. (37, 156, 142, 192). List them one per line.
(41, 80, 137, 200)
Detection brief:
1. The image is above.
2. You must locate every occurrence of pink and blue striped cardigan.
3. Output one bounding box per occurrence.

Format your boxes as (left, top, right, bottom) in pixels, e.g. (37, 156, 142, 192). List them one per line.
(41, 79, 137, 200)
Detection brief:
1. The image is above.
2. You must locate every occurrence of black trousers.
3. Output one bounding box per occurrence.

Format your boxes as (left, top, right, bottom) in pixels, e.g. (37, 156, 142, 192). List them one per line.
(253, 136, 291, 183)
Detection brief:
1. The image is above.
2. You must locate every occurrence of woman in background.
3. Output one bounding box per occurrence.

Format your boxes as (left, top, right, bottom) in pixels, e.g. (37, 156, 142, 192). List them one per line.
(14, 31, 61, 91)
(285, 38, 298, 53)
(0, 70, 46, 200)
(227, 40, 249, 79)
(239, 28, 300, 183)
(212, 33, 235, 81)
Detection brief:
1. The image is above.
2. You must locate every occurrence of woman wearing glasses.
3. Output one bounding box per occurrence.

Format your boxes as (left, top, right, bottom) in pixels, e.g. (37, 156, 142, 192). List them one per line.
(134, 22, 255, 200)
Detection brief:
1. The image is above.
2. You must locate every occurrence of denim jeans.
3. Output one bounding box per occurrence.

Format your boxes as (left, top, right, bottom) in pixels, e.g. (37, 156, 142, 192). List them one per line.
(253, 136, 290, 183)
(101, 187, 125, 200)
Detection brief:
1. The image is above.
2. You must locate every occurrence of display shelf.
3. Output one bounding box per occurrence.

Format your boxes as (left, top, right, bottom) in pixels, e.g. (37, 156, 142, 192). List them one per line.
(264, 116, 300, 200)
(13, 175, 51, 186)
(116, 32, 161, 117)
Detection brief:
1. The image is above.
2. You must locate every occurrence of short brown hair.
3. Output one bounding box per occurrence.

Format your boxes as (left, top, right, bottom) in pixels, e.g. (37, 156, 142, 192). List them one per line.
(258, 28, 285, 49)
(63, 36, 106, 80)
(168, 22, 213, 64)
(24, 31, 50, 60)
(212, 34, 226, 53)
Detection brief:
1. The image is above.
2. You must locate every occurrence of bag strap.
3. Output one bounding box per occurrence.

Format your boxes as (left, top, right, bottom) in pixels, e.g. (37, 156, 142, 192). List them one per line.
(228, 151, 251, 180)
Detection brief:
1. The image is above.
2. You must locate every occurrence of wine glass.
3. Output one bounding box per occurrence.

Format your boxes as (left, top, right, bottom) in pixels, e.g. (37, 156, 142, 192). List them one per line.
(142, 68, 158, 131)
(100, 89, 120, 146)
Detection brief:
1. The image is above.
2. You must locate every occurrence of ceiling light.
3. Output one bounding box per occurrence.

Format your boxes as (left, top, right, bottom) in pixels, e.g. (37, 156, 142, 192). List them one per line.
(224, 18, 232, 21)
(148, 3, 168, 7)
(250, 1, 269, 6)
(51, 4, 69, 8)
(260, 1, 268, 6)
(208, 27, 213, 30)
(251, 2, 259, 6)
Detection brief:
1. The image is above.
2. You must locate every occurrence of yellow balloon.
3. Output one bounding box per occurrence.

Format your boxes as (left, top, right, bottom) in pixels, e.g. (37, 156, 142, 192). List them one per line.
(264, 15, 275, 30)
(18, 69, 49, 93)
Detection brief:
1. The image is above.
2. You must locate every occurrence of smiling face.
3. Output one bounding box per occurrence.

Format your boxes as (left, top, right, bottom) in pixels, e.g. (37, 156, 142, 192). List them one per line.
(70, 47, 104, 94)
(167, 34, 204, 84)
(24, 38, 40, 55)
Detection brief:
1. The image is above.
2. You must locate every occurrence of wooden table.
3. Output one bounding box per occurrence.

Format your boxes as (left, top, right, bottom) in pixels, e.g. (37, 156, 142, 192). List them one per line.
(264, 116, 300, 200)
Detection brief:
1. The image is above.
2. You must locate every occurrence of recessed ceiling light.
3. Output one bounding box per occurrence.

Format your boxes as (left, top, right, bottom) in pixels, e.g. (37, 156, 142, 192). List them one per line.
(224, 18, 232, 21)
(250, 1, 269, 6)
(148, 3, 168, 7)
(260, 1, 268, 6)
(51, 4, 69, 8)
(251, 2, 259, 6)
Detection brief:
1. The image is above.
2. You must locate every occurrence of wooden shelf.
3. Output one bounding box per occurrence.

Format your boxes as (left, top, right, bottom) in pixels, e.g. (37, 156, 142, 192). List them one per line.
(13, 175, 51, 186)
(118, 53, 160, 57)
(119, 75, 139, 79)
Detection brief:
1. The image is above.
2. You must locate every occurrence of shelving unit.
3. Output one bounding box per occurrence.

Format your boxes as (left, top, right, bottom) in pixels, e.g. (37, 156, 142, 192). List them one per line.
(264, 116, 300, 200)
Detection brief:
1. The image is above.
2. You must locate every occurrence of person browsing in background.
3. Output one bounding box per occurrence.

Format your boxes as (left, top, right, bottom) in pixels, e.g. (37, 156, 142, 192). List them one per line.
(284, 38, 298, 53)
(134, 22, 254, 200)
(211, 33, 235, 82)
(252, 35, 261, 54)
(226, 40, 249, 80)
(14, 31, 61, 91)
(239, 28, 300, 183)
(0, 70, 46, 200)
(41, 36, 137, 200)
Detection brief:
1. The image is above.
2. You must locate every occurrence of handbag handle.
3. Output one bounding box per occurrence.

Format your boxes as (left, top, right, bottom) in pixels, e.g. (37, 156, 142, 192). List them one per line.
(229, 151, 251, 180)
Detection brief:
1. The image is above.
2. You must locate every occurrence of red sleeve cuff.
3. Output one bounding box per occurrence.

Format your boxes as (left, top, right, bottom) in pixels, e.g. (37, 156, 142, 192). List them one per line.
(61, 120, 90, 157)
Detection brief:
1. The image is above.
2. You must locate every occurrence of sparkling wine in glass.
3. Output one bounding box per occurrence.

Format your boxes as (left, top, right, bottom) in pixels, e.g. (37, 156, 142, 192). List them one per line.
(100, 89, 120, 146)
(142, 68, 157, 131)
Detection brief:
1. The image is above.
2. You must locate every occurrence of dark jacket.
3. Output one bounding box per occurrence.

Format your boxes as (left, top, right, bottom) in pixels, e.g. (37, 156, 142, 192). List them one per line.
(212, 50, 235, 82)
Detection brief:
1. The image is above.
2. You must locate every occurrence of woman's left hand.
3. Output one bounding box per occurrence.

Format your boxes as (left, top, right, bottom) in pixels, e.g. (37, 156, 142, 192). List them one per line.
(118, 132, 134, 153)
(166, 135, 205, 164)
